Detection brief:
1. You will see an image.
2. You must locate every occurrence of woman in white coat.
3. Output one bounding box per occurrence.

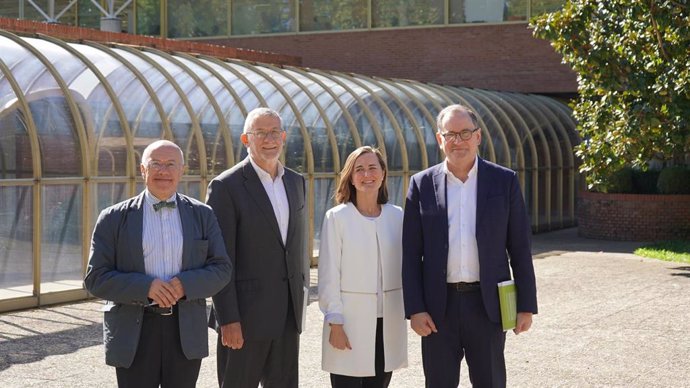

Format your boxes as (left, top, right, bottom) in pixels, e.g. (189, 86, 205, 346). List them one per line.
(318, 146, 408, 388)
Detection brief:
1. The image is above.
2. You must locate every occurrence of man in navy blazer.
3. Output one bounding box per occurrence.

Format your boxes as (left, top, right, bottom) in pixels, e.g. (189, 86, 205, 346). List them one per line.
(402, 104, 538, 387)
(85, 140, 232, 387)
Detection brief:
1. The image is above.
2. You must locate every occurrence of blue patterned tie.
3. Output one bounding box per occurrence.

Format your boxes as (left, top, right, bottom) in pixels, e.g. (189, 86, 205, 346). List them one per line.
(153, 201, 176, 212)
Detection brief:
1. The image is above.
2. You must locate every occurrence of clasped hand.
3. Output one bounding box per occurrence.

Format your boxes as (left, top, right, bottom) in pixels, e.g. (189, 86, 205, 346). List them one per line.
(147, 277, 185, 307)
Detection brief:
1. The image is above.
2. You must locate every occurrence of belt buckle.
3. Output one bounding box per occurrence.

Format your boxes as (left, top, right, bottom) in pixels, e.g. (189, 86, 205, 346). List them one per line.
(161, 306, 173, 316)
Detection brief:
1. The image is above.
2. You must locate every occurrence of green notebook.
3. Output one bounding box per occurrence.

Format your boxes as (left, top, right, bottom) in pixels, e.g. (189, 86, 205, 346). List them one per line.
(497, 280, 517, 331)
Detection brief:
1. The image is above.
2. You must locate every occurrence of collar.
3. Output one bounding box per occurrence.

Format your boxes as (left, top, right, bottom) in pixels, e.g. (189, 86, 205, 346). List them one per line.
(248, 155, 285, 182)
(144, 189, 176, 206)
(442, 155, 478, 182)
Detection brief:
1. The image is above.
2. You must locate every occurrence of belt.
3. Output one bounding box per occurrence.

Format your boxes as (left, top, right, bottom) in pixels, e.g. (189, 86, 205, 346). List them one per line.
(144, 304, 176, 316)
(447, 281, 481, 292)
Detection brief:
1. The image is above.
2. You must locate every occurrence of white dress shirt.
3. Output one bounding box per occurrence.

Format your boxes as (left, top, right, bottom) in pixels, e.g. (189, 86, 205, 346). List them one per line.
(142, 190, 183, 281)
(249, 156, 289, 245)
(445, 156, 480, 283)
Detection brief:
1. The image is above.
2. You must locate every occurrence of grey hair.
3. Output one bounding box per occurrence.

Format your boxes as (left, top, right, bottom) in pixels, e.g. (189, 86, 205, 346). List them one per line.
(141, 140, 184, 166)
(436, 104, 479, 132)
(243, 107, 282, 133)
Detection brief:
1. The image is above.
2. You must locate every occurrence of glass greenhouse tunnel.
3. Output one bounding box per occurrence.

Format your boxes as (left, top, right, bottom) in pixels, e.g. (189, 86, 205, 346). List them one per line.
(0, 30, 579, 312)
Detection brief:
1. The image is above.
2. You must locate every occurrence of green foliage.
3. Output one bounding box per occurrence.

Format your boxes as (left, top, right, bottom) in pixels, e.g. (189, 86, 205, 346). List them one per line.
(605, 166, 634, 193)
(657, 167, 690, 194)
(635, 240, 690, 264)
(631, 169, 660, 194)
(531, 0, 690, 192)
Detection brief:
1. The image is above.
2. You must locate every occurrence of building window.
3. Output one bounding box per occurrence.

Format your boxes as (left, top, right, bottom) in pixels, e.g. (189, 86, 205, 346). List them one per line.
(168, 0, 227, 38)
(136, 0, 161, 36)
(372, 0, 444, 28)
(300, 0, 367, 32)
(232, 0, 295, 35)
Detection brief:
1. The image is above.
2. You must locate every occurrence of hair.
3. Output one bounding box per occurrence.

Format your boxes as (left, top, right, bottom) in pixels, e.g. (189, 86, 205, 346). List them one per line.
(436, 104, 479, 132)
(141, 140, 184, 166)
(335, 146, 389, 206)
(243, 107, 282, 133)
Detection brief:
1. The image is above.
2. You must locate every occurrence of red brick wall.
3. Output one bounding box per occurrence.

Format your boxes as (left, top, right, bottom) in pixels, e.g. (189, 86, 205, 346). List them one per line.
(0, 17, 301, 66)
(206, 23, 577, 94)
(578, 191, 690, 241)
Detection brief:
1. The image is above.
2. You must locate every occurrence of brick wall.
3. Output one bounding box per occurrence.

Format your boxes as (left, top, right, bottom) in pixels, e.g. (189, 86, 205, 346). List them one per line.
(577, 191, 690, 241)
(206, 23, 577, 94)
(0, 17, 301, 66)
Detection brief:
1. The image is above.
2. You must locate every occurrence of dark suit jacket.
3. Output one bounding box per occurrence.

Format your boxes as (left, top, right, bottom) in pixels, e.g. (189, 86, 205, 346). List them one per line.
(402, 157, 538, 325)
(84, 192, 232, 368)
(206, 157, 308, 340)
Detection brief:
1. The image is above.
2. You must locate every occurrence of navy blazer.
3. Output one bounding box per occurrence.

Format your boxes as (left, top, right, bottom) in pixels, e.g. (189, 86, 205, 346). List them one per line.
(85, 192, 232, 367)
(402, 157, 538, 325)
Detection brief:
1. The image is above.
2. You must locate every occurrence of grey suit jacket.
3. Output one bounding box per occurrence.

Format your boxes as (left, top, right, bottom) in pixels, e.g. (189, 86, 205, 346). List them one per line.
(84, 192, 232, 368)
(206, 157, 308, 340)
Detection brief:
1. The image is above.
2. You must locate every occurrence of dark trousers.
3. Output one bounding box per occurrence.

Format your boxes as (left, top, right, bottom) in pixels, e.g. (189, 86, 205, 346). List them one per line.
(330, 318, 393, 388)
(216, 299, 299, 388)
(115, 310, 201, 388)
(421, 287, 506, 388)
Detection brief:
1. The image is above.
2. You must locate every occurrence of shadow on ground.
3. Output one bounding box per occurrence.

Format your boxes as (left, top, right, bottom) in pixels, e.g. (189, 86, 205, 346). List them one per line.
(0, 321, 101, 372)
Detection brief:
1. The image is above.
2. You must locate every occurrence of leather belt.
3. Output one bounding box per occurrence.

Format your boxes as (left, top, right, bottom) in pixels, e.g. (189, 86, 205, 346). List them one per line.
(447, 281, 480, 292)
(144, 305, 175, 316)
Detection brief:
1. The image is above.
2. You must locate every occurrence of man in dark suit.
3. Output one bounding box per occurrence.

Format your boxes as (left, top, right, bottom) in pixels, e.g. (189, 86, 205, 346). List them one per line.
(402, 104, 538, 387)
(85, 140, 232, 388)
(206, 107, 308, 388)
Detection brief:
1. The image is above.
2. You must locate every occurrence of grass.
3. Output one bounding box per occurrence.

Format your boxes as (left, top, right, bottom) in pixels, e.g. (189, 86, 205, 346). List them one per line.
(635, 240, 690, 263)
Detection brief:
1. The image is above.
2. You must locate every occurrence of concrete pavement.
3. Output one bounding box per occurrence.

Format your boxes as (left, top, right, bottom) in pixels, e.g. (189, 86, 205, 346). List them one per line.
(1, 227, 689, 387)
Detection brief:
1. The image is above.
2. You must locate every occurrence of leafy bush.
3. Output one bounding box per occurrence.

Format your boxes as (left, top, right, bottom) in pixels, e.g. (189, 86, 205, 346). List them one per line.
(605, 167, 634, 193)
(532, 1, 690, 192)
(632, 169, 660, 194)
(657, 167, 690, 194)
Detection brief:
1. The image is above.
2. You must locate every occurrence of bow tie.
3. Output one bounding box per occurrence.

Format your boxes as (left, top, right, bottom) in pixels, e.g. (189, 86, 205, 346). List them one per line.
(153, 200, 176, 212)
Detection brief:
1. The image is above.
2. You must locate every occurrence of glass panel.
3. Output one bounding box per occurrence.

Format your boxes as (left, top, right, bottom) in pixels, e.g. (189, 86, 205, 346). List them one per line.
(530, 0, 565, 18)
(78, 0, 102, 28)
(387, 175, 403, 207)
(92, 182, 128, 225)
(0, 186, 33, 300)
(0, 36, 82, 177)
(136, 0, 161, 36)
(30, 96, 82, 177)
(313, 178, 335, 252)
(451, 0, 522, 23)
(372, 0, 443, 28)
(178, 181, 201, 200)
(0, 102, 33, 179)
(167, 0, 227, 37)
(41, 184, 83, 293)
(232, 0, 295, 35)
(300, 0, 367, 31)
(0, 2, 20, 18)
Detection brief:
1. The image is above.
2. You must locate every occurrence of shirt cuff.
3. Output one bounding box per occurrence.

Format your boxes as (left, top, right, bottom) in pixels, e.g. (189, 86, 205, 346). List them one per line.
(324, 313, 344, 325)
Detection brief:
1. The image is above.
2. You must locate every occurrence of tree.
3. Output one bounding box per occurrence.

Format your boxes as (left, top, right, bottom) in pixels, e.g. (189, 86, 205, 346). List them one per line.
(531, 0, 690, 191)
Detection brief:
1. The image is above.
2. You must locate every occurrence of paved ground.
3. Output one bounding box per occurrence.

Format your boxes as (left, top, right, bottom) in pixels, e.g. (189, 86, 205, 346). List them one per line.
(1, 227, 689, 387)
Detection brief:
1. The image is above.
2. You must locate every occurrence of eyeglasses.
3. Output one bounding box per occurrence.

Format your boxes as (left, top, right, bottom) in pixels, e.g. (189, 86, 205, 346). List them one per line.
(147, 161, 179, 171)
(246, 130, 284, 141)
(439, 128, 480, 142)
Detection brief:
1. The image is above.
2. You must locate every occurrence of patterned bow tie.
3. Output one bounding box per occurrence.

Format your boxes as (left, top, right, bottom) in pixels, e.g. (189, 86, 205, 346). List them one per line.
(153, 200, 176, 212)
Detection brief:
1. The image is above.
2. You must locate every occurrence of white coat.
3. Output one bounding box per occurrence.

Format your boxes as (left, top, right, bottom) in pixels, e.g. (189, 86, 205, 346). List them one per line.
(318, 202, 408, 377)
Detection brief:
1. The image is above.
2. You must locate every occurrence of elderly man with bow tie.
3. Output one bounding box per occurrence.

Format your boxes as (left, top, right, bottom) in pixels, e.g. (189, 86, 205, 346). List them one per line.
(85, 140, 232, 388)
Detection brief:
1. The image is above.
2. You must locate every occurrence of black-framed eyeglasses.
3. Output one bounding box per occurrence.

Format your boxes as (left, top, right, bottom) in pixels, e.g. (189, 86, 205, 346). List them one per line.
(439, 128, 480, 142)
(246, 130, 284, 140)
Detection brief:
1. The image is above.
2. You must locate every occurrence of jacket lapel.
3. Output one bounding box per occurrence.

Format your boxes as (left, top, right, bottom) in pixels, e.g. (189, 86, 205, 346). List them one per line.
(432, 165, 449, 243)
(126, 192, 146, 273)
(283, 172, 299, 248)
(176, 194, 195, 270)
(242, 160, 284, 247)
(475, 157, 489, 231)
